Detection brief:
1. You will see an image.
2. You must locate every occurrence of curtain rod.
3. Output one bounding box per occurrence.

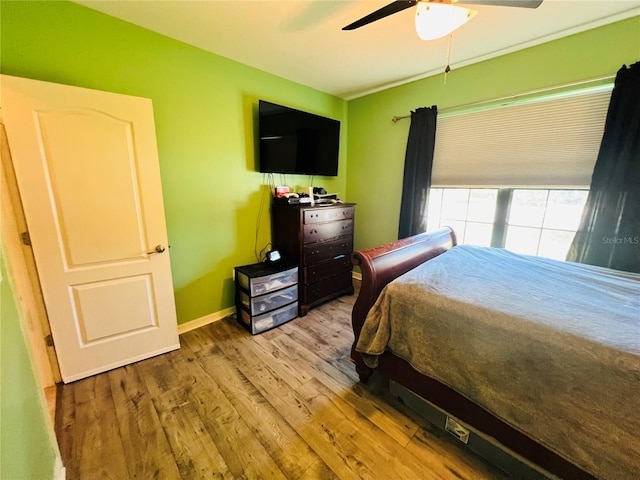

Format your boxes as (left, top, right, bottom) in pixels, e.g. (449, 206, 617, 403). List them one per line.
(391, 73, 616, 123)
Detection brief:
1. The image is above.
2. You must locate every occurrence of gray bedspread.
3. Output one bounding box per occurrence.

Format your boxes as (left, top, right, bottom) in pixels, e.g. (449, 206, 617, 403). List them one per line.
(356, 245, 640, 480)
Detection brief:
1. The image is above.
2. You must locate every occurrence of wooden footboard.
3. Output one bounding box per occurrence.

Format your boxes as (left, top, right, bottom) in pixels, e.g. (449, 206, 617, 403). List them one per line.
(349, 228, 594, 480)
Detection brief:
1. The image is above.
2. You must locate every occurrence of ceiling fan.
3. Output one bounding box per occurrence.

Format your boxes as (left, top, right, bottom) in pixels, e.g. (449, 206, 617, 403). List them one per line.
(343, 0, 543, 41)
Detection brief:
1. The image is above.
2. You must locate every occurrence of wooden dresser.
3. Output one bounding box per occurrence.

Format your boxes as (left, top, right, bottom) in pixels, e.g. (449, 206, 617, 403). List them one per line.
(272, 203, 355, 316)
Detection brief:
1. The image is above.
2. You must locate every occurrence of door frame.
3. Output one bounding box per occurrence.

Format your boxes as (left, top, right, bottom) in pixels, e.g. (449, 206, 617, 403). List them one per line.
(1, 111, 61, 386)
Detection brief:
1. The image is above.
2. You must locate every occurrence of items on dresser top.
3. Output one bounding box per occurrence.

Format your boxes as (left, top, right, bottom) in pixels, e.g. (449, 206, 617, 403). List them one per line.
(272, 185, 343, 206)
(234, 262, 299, 334)
(272, 203, 355, 316)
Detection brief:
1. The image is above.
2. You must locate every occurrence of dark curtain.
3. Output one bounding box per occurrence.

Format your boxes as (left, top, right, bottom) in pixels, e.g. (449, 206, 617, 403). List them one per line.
(567, 62, 640, 272)
(398, 106, 437, 239)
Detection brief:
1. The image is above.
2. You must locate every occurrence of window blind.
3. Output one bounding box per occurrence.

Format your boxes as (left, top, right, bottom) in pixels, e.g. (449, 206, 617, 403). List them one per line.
(432, 87, 613, 188)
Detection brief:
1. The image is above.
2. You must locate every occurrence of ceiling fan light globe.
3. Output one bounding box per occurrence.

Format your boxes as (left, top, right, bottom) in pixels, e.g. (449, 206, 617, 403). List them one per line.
(415, 2, 478, 41)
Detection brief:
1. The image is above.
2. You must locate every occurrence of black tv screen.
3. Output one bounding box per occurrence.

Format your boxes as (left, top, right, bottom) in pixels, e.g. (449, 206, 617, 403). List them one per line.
(258, 100, 340, 176)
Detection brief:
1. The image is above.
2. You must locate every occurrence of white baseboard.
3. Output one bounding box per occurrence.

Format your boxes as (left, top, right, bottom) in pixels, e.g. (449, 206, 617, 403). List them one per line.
(177, 306, 236, 335)
(53, 454, 66, 480)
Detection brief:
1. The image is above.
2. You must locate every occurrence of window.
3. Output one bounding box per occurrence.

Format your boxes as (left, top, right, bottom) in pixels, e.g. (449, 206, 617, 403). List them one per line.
(426, 188, 497, 247)
(426, 188, 588, 261)
(505, 189, 587, 259)
(424, 85, 610, 260)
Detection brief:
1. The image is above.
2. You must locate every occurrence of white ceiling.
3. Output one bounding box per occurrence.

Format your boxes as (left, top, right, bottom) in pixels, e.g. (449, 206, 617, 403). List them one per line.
(75, 0, 639, 99)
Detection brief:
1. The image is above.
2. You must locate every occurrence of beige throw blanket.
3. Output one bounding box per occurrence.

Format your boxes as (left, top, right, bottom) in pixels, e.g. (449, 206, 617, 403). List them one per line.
(357, 246, 640, 480)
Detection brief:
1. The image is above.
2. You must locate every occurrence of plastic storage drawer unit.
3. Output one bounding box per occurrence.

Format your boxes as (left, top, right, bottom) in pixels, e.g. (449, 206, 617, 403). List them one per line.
(234, 262, 299, 334)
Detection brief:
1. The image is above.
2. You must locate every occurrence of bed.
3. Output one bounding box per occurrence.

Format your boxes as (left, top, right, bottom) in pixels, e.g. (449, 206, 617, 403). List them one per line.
(350, 227, 640, 480)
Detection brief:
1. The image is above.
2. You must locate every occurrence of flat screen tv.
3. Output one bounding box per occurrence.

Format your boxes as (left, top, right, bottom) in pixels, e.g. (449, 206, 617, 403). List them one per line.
(258, 100, 340, 176)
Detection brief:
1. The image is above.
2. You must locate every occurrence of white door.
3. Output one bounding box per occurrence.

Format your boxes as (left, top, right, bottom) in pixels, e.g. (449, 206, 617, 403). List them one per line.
(1, 75, 180, 383)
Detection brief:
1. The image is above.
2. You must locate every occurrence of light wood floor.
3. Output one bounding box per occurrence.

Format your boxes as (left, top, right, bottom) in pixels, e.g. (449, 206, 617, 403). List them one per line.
(55, 289, 507, 480)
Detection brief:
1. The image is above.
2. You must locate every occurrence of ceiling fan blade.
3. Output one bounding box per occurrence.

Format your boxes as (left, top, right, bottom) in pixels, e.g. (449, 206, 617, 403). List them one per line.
(342, 0, 418, 31)
(458, 0, 543, 8)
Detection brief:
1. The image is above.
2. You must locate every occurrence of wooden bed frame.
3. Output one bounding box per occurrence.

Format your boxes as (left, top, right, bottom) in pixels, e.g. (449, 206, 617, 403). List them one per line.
(350, 227, 595, 480)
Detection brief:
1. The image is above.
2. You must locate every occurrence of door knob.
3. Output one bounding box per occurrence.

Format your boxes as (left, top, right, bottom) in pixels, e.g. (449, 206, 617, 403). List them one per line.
(147, 244, 166, 255)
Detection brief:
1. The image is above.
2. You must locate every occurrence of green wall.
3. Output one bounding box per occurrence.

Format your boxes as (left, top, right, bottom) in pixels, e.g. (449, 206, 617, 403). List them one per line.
(0, 0, 347, 324)
(0, 249, 58, 479)
(347, 16, 640, 251)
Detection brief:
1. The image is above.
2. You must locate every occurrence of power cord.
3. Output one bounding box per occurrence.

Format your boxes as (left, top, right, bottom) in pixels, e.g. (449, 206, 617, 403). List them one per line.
(254, 173, 273, 262)
(258, 243, 273, 263)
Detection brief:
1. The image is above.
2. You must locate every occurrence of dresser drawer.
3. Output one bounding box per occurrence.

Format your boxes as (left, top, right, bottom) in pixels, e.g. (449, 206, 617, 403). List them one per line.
(303, 272, 353, 305)
(239, 284, 298, 315)
(304, 257, 352, 285)
(303, 238, 353, 264)
(239, 302, 298, 335)
(236, 265, 298, 296)
(303, 219, 353, 244)
(304, 205, 354, 224)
